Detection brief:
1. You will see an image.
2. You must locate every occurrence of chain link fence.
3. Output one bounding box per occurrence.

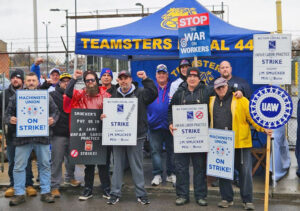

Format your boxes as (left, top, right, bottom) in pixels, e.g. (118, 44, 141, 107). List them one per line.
(0, 51, 128, 80)
(0, 50, 299, 146)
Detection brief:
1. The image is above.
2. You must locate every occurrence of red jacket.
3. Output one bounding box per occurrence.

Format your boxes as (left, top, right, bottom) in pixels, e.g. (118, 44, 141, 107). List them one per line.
(63, 86, 111, 112)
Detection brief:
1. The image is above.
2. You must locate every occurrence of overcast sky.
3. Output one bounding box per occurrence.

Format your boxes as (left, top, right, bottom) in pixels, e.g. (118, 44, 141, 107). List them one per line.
(0, 0, 299, 52)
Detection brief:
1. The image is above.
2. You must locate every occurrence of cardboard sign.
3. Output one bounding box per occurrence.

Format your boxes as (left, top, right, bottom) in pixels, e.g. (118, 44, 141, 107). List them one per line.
(253, 34, 291, 84)
(178, 13, 211, 58)
(207, 129, 235, 180)
(16, 90, 49, 137)
(172, 104, 209, 153)
(102, 98, 138, 145)
(69, 109, 106, 164)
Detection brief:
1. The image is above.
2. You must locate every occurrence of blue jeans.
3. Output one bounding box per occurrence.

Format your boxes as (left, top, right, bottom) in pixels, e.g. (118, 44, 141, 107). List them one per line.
(175, 152, 207, 200)
(148, 129, 175, 176)
(14, 143, 51, 195)
(219, 148, 253, 203)
(6, 143, 34, 187)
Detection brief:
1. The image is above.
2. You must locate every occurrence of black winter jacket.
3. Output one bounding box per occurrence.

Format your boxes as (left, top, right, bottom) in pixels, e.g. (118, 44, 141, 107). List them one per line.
(0, 85, 18, 141)
(5, 90, 60, 146)
(111, 78, 158, 139)
(50, 85, 70, 137)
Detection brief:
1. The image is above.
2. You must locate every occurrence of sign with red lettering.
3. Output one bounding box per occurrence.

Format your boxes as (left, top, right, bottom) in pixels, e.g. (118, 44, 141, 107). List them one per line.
(178, 13, 211, 58)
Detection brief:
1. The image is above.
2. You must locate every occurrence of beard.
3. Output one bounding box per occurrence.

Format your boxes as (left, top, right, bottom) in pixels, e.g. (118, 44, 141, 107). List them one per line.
(86, 84, 99, 96)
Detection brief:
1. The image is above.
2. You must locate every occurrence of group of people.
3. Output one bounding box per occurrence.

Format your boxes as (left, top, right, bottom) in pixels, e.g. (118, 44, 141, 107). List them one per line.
(0, 58, 272, 210)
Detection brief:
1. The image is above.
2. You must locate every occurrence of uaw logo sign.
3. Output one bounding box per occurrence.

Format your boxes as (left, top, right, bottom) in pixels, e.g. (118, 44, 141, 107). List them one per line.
(187, 111, 194, 120)
(161, 8, 197, 30)
(250, 85, 293, 129)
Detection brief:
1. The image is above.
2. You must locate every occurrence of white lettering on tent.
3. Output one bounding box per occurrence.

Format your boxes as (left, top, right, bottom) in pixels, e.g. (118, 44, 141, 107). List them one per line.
(179, 15, 208, 27)
(261, 103, 279, 112)
(184, 32, 205, 41)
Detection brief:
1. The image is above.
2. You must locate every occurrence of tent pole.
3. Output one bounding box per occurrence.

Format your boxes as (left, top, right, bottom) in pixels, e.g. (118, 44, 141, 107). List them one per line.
(128, 56, 132, 72)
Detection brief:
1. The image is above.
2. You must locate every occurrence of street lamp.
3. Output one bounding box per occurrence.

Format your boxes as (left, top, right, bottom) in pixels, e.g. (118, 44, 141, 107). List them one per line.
(135, 3, 144, 17)
(42, 21, 51, 75)
(50, 8, 69, 72)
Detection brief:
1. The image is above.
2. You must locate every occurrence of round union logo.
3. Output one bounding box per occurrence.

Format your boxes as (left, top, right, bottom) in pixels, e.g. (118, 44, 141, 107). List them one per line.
(249, 85, 293, 129)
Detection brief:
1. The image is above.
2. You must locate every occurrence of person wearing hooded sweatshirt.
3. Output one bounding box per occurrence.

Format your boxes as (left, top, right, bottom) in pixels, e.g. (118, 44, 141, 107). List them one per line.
(169, 59, 192, 102)
(103, 70, 157, 205)
(147, 64, 175, 186)
(168, 67, 210, 207)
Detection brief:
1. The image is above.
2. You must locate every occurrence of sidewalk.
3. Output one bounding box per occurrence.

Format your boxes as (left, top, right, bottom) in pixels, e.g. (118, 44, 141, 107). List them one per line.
(0, 150, 299, 200)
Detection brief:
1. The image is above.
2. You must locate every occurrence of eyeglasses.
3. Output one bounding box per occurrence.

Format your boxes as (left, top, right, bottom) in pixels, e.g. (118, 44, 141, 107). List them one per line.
(85, 79, 96, 83)
(60, 80, 70, 84)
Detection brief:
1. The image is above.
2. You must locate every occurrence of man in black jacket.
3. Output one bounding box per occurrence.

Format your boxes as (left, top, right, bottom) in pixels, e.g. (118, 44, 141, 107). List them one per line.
(50, 73, 81, 198)
(0, 69, 36, 197)
(6, 72, 59, 206)
(105, 70, 157, 205)
(168, 67, 209, 207)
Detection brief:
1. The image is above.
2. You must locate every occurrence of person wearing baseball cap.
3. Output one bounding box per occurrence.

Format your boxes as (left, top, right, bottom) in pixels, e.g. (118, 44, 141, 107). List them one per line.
(147, 64, 176, 187)
(209, 77, 272, 210)
(169, 59, 192, 101)
(105, 70, 157, 205)
(50, 72, 81, 198)
(168, 66, 209, 207)
(40, 68, 61, 92)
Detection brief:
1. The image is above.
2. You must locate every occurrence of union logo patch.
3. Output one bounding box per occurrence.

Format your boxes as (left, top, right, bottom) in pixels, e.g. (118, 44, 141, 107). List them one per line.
(161, 8, 197, 30)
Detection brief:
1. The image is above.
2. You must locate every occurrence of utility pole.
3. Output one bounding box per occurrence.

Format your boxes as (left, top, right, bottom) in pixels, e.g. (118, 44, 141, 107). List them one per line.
(33, 0, 38, 56)
(42, 21, 51, 75)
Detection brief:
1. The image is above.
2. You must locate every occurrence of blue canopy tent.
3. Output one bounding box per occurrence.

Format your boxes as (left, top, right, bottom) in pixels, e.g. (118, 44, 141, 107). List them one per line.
(75, 0, 290, 180)
(75, 0, 268, 86)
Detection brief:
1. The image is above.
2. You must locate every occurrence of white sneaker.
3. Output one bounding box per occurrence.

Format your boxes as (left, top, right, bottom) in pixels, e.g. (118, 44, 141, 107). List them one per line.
(166, 174, 176, 184)
(151, 175, 162, 186)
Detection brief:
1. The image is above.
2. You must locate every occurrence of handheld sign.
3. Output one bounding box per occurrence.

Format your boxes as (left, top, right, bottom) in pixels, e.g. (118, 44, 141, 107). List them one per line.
(250, 85, 293, 211)
(69, 109, 107, 164)
(102, 98, 137, 146)
(207, 129, 235, 180)
(172, 104, 209, 153)
(16, 90, 49, 137)
(178, 13, 211, 58)
(249, 85, 293, 129)
(253, 34, 291, 85)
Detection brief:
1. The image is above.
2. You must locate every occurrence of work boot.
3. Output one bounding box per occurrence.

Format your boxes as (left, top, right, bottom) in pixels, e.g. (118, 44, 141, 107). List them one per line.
(9, 195, 26, 206)
(175, 197, 189, 206)
(26, 186, 37, 196)
(5, 187, 14, 197)
(51, 189, 61, 198)
(70, 179, 81, 187)
(40, 193, 55, 203)
(218, 200, 234, 208)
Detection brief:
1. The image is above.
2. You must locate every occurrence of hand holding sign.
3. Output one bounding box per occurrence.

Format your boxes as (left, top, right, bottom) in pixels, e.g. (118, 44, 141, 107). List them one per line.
(10, 116, 17, 125)
(137, 71, 147, 80)
(169, 124, 177, 136)
(48, 117, 54, 126)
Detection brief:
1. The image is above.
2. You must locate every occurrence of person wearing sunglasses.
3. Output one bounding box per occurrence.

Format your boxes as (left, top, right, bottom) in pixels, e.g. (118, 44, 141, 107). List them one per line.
(63, 69, 111, 201)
